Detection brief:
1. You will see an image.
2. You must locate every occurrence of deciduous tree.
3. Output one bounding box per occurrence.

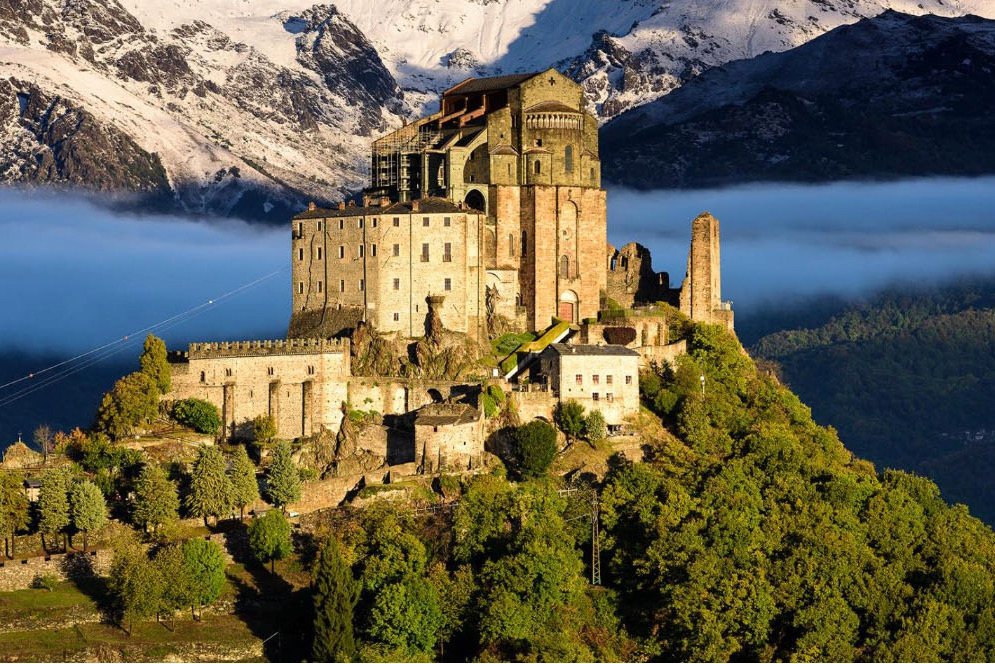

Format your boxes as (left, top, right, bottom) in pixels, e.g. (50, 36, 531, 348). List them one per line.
(556, 399, 586, 446)
(172, 399, 221, 435)
(32, 424, 53, 462)
(95, 372, 159, 439)
(248, 510, 292, 572)
(513, 420, 557, 479)
(181, 538, 227, 620)
(585, 410, 608, 445)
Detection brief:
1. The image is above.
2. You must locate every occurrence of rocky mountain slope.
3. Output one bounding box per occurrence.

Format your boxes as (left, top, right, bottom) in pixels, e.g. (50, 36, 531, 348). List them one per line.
(2, 1, 994, 217)
(600, 11, 995, 188)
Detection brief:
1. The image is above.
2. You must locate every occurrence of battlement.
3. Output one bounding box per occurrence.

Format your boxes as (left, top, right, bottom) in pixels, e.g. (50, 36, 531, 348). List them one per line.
(171, 338, 349, 361)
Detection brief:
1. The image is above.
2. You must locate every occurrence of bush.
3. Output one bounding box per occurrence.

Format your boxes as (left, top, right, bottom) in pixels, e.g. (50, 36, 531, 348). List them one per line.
(95, 372, 160, 439)
(482, 394, 498, 418)
(173, 399, 222, 435)
(585, 410, 608, 444)
(513, 420, 558, 479)
(252, 414, 277, 443)
(33, 573, 59, 591)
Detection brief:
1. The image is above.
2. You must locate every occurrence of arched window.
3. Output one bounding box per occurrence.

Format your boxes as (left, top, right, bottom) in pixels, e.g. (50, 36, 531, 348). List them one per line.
(560, 255, 570, 278)
(521, 230, 528, 257)
(564, 145, 573, 172)
(534, 160, 541, 175)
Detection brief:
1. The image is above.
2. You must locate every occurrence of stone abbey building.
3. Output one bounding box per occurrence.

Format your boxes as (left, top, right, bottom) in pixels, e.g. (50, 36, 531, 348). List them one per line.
(290, 68, 607, 339)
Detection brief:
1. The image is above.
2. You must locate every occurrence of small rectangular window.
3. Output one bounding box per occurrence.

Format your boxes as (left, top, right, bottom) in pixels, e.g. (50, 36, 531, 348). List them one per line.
(297, 282, 304, 294)
(625, 375, 633, 385)
(297, 222, 303, 235)
(359, 279, 365, 292)
(575, 374, 582, 385)
(421, 243, 429, 262)
(593, 375, 600, 385)
(444, 278, 452, 291)
(339, 280, 345, 292)
(371, 244, 377, 257)
(606, 375, 613, 385)
(316, 247, 322, 260)
(444, 216, 451, 227)
(317, 281, 323, 293)
(338, 219, 344, 230)
(317, 221, 322, 231)
(393, 313, 400, 322)
(592, 392, 599, 402)
(423, 217, 430, 227)
(267, 367, 274, 376)
(443, 242, 452, 262)
(338, 245, 344, 259)
(393, 244, 400, 257)
(606, 393, 614, 402)
(373, 218, 378, 228)
(359, 245, 364, 258)
(393, 278, 400, 291)
(358, 219, 364, 229)
(298, 247, 304, 261)
(393, 217, 400, 227)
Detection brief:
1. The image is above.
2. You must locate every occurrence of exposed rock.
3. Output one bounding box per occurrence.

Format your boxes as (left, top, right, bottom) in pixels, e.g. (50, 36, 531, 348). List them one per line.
(0, 441, 42, 469)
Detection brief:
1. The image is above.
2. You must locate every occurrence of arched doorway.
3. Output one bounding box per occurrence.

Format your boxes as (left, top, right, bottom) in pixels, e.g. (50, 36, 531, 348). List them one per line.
(559, 289, 578, 323)
(465, 189, 485, 212)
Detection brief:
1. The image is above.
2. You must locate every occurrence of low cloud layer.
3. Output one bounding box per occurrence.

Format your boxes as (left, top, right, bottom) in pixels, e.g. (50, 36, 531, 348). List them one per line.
(608, 178, 995, 310)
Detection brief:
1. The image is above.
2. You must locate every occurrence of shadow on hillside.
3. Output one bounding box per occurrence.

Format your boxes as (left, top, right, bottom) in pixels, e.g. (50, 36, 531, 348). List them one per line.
(60, 553, 116, 621)
(227, 532, 312, 661)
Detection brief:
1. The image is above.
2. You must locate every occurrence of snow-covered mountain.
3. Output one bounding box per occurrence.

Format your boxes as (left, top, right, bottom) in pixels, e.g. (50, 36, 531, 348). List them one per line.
(600, 11, 995, 188)
(2, 0, 994, 219)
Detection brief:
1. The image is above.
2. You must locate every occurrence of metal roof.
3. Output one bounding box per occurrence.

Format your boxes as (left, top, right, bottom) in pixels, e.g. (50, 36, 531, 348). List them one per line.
(548, 343, 640, 357)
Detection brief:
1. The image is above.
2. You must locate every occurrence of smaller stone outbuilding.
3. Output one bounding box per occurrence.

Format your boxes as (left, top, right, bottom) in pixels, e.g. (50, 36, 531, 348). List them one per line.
(413, 403, 484, 474)
(23, 477, 41, 502)
(540, 344, 640, 429)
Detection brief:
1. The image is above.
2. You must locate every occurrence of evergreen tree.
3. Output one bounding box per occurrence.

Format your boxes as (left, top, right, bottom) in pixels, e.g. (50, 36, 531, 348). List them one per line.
(228, 446, 259, 520)
(38, 468, 72, 552)
(132, 463, 179, 533)
(181, 538, 227, 620)
(95, 372, 159, 439)
(265, 442, 301, 512)
(556, 399, 586, 446)
(154, 543, 194, 618)
(69, 480, 106, 552)
(313, 537, 359, 662)
(0, 472, 30, 559)
(186, 446, 233, 527)
(139, 333, 171, 394)
(248, 510, 292, 572)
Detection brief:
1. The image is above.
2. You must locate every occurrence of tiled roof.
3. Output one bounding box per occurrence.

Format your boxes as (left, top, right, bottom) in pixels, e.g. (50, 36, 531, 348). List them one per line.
(444, 72, 540, 96)
(548, 343, 640, 357)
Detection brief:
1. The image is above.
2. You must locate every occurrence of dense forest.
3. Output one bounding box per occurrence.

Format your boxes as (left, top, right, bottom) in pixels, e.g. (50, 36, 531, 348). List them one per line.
(305, 323, 995, 661)
(749, 277, 995, 523)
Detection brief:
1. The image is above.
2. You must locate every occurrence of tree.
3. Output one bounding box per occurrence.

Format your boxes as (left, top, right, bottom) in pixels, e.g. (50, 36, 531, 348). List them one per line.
(252, 415, 277, 445)
(585, 410, 608, 446)
(186, 446, 233, 527)
(265, 442, 301, 512)
(154, 543, 193, 620)
(33, 424, 53, 462)
(69, 480, 106, 552)
(132, 463, 179, 533)
(513, 420, 558, 479)
(228, 446, 259, 520)
(139, 333, 171, 394)
(181, 538, 227, 620)
(108, 529, 162, 634)
(556, 399, 586, 446)
(38, 468, 72, 552)
(366, 576, 444, 656)
(0, 472, 30, 559)
(95, 372, 159, 439)
(248, 510, 292, 572)
(313, 537, 360, 661)
(172, 399, 221, 435)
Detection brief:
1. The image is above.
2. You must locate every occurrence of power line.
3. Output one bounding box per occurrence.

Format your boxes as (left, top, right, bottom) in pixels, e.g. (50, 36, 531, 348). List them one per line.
(0, 267, 287, 409)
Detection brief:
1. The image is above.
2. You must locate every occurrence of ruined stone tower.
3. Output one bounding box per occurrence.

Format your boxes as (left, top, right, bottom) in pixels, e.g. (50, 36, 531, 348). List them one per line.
(679, 212, 734, 331)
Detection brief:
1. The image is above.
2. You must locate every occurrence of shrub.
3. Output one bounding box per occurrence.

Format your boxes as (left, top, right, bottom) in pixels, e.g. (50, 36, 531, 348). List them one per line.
(513, 420, 558, 479)
(482, 394, 498, 418)
(251, 414, 277, 443)
(585, 410, 608, 444)
(95, 372, 160, 439)
(33, 573, 59, 591)
(487, 384, 506, 405)
(556, 400, 586, 444)
(173, 398, 222, 435)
